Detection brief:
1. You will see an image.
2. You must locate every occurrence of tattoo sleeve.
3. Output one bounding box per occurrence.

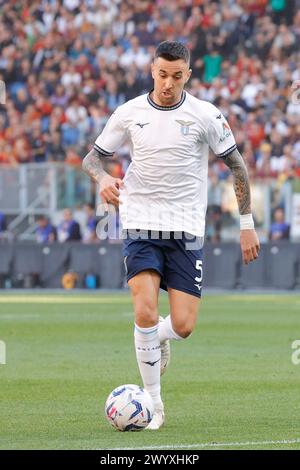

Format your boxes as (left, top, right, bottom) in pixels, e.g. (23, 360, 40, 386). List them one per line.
(221, 148, 251, 215)
(82, 148, 108, 183)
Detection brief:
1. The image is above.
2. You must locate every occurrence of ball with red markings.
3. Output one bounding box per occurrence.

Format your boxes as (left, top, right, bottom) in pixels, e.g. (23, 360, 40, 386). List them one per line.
(105, 384, 154, 431)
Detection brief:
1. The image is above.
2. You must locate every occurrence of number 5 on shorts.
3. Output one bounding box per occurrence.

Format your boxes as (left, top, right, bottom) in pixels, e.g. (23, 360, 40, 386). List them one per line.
(195, 260, 203, 283)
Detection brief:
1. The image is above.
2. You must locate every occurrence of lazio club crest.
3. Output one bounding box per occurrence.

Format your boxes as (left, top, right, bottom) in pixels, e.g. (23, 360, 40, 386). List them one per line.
(175, 120, 195, 136)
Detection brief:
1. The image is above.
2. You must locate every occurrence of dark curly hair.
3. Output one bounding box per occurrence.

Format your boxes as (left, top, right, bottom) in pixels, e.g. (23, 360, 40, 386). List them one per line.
(154, 41, 190, 65)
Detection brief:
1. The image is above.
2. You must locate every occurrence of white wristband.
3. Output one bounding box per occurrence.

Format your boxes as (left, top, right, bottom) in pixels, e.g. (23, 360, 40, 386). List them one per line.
(240, 213, 254, 230)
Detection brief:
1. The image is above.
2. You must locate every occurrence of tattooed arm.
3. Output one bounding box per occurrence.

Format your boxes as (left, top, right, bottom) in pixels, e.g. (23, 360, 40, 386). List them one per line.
(222, 148, 251, 215)
(221, 148, 260, 264)
(82, 148, 108, 183)
(82, 148, 124, 208)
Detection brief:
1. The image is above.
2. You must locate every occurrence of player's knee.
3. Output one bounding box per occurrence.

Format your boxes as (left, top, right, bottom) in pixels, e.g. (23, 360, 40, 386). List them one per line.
(175, 325, 193, 339)
(134, 300, 158, 328)
(172, 318, 196, 339)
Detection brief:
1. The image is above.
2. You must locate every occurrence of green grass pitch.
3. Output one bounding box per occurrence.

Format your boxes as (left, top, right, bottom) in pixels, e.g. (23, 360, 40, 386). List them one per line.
(0, 292, 299, 450)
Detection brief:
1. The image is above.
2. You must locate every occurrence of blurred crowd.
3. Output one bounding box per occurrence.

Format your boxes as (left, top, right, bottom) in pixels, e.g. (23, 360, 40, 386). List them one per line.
(0, 202, 290, 243)
(34, 204, 121, 244)
(0, 0, 299, 183)
(0, 0, 299, 243)
(35, 205, 97, 243)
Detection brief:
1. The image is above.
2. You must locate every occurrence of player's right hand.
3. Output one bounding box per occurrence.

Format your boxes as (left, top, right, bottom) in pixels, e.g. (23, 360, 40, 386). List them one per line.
(99, 174, 124, 209)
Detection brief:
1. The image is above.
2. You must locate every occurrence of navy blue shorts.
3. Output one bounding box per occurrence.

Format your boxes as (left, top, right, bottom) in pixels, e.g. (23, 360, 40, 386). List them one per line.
(122, 230, 204, 298)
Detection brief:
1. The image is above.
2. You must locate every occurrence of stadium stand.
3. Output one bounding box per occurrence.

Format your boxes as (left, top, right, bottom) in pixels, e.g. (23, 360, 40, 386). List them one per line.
(0, 0, 299, 178)
(0, 0, 300, 289)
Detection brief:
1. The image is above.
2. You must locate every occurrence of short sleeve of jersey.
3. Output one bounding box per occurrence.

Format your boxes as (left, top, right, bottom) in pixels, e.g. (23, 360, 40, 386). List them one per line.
(206, 107, 237, 158)
(94, 108, 127, 157)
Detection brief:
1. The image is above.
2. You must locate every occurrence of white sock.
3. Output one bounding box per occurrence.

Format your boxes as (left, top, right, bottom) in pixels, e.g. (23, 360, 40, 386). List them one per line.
(158, 315, 184, 343)
(134, 323, 162, 409)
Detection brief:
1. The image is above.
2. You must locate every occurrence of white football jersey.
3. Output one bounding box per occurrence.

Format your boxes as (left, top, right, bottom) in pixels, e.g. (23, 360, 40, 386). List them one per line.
(94, 91, 236, 237)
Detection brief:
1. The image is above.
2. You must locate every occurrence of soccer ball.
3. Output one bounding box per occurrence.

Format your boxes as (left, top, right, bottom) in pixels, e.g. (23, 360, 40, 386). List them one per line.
(104, 384, 154, 431)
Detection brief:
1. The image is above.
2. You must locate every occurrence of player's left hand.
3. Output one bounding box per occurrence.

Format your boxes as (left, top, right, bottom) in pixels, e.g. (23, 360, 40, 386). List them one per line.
(240, 229, 260, 265)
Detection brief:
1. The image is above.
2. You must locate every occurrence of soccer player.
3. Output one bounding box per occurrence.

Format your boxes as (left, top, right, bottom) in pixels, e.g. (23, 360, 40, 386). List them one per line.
(82, 41, 260, 430)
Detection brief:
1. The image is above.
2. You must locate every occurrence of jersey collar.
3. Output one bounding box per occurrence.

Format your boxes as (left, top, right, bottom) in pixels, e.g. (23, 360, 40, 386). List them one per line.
(147, 90, 186, 111)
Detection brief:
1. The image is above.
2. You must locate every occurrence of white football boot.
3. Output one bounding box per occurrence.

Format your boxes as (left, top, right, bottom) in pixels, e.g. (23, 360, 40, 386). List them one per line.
(146, 403, 165, 430)
(159, 316, 171, 376)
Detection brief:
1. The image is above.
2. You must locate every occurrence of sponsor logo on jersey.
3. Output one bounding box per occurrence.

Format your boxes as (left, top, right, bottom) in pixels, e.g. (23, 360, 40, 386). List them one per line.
(219, 122, 232, 142)
(175, 120, 196, 136)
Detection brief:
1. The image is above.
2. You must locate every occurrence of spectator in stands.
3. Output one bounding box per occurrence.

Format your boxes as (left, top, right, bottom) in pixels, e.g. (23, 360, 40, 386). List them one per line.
(201, 48, 223, 84)
(206, 172, 222, 242)
(269, 207, 290, 241)
(35, 215, 57, 243)
(0, 212, 6, 232)
(206, 205, 222, 243)
(82, 203, 98, 243)
(29, 121, 47, 163)
(57, 208, 81, 242)
(45, 131, 65, 162)
(65, 147, 81, 166)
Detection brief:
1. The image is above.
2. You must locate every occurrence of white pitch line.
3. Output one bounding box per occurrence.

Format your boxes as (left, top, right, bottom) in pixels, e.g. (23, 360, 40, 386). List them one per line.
(0, 314, 41, 320)
(0, 296, 132, 304)
(107, 438, 300, 450)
